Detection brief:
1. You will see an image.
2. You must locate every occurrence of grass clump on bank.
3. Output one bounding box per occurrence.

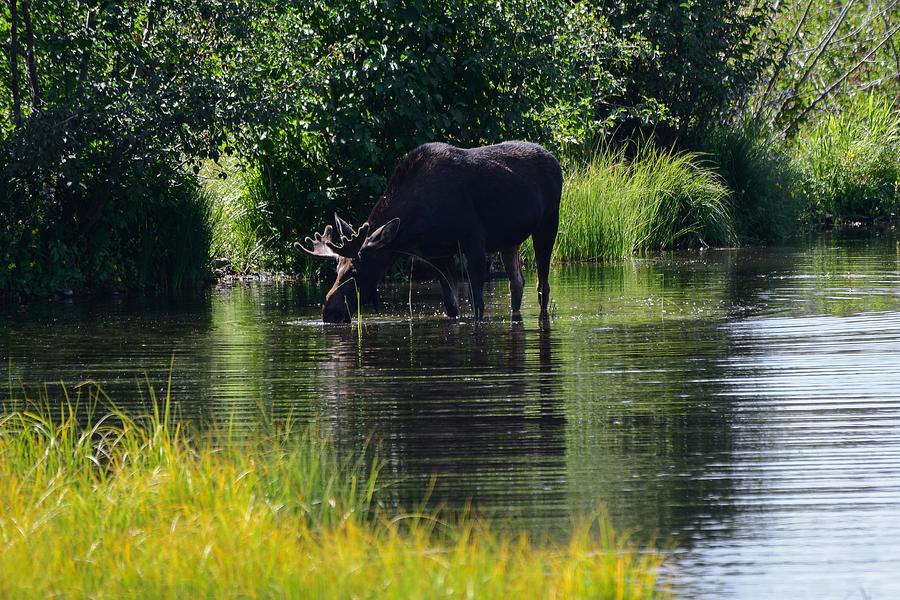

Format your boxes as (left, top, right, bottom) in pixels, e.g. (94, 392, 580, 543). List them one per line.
(702, 124, 799, 243)
(203, 159, 281, 275)
(0, 387, 667, 599)
(793, 96, 900, 220)
(548, 145, 733, 262)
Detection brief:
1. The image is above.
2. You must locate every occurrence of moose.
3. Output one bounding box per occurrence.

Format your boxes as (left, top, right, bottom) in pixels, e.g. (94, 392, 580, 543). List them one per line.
(296, 141, 562, 323)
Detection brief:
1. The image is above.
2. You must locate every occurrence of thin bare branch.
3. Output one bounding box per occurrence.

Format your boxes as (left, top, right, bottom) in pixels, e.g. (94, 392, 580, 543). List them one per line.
(771, 0, 857, 124)
(8, 0, 22, 127)
(75, 8, 98, 98)
(857, 70, 900, 90)
(784, 23, 900, 135)
(754, 0, 815, 121)
(787, 0, 897, 57)
(20, 0, 40, 110)
(881, 0, 900, 91)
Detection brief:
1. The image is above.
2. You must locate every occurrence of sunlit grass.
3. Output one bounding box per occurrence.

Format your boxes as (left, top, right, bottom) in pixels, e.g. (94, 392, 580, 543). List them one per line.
(202, 158, 280, 274)
(533, 145, 733, 263)
(0, 384, 668, 599)
(793, 95, 900, 219)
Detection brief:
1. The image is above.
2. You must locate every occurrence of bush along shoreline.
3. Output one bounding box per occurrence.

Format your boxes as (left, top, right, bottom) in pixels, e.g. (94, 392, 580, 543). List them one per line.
(210, 105, 900, 277)
(2, 0, 898, 300)
(0, 385, 668, 599)
(4, 111, 899, 302)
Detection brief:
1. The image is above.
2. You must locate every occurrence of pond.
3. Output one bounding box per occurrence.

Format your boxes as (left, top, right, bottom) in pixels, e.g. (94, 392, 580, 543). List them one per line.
(3, 229, 900, 599)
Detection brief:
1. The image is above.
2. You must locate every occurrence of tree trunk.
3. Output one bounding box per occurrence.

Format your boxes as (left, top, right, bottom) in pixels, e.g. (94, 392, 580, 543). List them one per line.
(8, 0, 22, 126)
(20, 0, 41, 110)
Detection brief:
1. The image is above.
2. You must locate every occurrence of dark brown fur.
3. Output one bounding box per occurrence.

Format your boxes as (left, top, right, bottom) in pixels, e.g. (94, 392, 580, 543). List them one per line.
(312, 141, 562, 322)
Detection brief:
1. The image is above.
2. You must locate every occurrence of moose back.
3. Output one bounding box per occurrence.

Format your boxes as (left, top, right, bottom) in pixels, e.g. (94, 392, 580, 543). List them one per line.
(296, 141, 562, 323)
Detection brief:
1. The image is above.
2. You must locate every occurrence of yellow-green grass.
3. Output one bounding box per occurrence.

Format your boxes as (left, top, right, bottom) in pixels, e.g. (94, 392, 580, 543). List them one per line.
(0, 387, 668, 599)
(534, 145, 733, 263)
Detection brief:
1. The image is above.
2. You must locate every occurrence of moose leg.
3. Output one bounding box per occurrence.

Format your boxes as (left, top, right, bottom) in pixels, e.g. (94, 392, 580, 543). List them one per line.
(532, 226, 557, 320)
(461, 239, 487, 320)
(500, 246, 524, 314)
(431, 256, 459, 318)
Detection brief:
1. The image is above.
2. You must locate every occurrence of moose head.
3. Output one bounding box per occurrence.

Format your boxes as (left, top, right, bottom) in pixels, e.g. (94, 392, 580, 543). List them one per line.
(295, 214, 400, 323)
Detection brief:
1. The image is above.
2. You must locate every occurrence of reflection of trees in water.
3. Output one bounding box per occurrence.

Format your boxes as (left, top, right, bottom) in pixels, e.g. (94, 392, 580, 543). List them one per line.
(16, 232, 898, 544)
(551, 258, 741, 543)
(307, 255, 752, 541)
(723, 230, 900, 319)
(0, 293, 216, 416)
(561, 318, 739, 544)
(203, 284, 327, 425)
(313, 319, 567, 523)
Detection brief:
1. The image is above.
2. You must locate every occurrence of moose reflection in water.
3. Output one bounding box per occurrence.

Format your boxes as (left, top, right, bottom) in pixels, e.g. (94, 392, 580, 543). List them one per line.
(312, 319, 567, 515)
(296, 142, 562, 323)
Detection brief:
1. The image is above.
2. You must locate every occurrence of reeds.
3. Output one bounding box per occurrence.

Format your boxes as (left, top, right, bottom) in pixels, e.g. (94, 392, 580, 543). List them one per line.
(545, 145, 733, 263)
(0, 384, 668, 599)
(203, 158, 280, 274)
(703, 123, 799, 242)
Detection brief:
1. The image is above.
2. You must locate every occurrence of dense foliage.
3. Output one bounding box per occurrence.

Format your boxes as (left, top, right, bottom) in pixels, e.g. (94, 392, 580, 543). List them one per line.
(0, 1, 300, 295)
(702, 123, 799, 242)
(240, 0, 647, 270)
(1, 0, 898, 294)
(752, 0, 899, 133)
(794, 95, 900, 219)
(596, 0, 773, 140)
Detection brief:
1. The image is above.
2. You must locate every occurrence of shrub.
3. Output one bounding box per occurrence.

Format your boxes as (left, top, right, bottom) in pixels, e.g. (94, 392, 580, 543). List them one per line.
(0, 115, 213, 297)
(702, 123, 800, 242)
(235, 0, 646, 271)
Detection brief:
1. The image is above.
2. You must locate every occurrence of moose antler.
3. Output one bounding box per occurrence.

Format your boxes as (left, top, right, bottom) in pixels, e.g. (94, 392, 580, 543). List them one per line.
(334, 213, 356, 239)
(295, 225, 340, 260)
(295, 222, 372, 260)
(329, 222, 370, 258)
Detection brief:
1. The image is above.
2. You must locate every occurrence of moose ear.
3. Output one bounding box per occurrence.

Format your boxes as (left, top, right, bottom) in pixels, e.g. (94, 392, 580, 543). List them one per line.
(362, 218, 400, 251)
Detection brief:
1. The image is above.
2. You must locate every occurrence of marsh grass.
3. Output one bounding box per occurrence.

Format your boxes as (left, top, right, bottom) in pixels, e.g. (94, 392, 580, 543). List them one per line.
(203, 159, 280, 274)
(0, 383, 668, 599)
(536, 145, 733, 263)
(702, 123, 799, 243)
(793, 95, 900, 219)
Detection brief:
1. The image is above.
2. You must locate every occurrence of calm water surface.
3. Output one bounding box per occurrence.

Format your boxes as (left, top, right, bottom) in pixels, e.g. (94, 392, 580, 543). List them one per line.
(3, 229, 900, 598)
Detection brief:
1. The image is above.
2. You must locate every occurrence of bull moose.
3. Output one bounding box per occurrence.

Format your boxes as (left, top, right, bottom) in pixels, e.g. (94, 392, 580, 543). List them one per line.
(296, 141, 562, 323)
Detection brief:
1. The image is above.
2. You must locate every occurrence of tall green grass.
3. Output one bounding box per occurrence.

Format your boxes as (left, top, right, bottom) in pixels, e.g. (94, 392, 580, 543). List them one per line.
(203, 159, 280, 274)
(0, 384, 668, 599)
(135, 181, 216, 291)
(793, 95, 900, 219)
(702, 123, 799, 242)
(546, 145, 733, 262)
